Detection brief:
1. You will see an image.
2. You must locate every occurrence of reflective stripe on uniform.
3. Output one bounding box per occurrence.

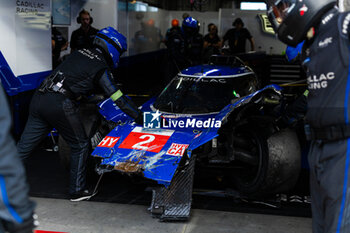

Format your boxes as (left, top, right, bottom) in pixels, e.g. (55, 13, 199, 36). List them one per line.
(0, 175, 23, 223)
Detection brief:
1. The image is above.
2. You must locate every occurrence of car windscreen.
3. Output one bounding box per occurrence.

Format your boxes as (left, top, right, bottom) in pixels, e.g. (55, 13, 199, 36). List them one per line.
(153, 74, 257, 114)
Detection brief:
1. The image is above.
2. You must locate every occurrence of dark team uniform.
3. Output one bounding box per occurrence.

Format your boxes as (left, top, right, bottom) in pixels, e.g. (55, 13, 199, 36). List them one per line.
(183, 31, 204, 66)
(70, 26, 99, 51)
(17, 47, 140, 195)
(202, 34, 221, 63)
(164, 28, 203, 83)
(223, 28, 252, 54)
(303, 8, 350, 232)
(203, 34, 221, 47)
(165, 26, 181, 42)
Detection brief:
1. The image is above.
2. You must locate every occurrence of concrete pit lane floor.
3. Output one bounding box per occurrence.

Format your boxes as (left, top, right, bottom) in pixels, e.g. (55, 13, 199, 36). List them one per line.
(27, 149, 312, 232)
(33, 197, 311, 233)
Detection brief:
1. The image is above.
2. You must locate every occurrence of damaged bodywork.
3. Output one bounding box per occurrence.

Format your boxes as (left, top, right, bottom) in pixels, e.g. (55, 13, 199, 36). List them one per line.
(90, 57, 302, 220)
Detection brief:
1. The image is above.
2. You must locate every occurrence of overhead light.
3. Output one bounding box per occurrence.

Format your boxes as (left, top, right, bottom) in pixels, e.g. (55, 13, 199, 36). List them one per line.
(240, 2, 267, 10)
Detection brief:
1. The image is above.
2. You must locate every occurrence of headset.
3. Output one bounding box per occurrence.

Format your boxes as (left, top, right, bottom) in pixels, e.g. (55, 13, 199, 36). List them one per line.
(76, 9, 93, 24)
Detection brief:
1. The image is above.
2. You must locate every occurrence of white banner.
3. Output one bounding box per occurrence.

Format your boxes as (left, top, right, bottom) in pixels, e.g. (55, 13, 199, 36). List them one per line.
(0, 0, 51, 76)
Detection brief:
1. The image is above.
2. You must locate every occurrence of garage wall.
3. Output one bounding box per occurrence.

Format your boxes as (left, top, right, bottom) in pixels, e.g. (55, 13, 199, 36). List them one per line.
(118, 9, 219, 56)
(58, 0, 117, 56)
(166, 11, 220, 37)
(119, 7, 286, 56)
(118, 8, 169, 56)
(219, 8, 286, 55)
(58, 1, 286, 57)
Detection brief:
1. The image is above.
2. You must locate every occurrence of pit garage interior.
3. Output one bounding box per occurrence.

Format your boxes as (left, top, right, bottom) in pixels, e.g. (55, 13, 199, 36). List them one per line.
(4, 0, 348, 232)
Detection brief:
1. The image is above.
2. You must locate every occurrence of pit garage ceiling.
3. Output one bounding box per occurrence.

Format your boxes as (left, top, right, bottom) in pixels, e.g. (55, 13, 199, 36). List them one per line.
(128, 0, 265, 11)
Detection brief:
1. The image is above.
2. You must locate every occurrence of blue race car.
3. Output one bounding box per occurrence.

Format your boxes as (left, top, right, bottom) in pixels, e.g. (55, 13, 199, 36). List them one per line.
(64, 56, 302, 220)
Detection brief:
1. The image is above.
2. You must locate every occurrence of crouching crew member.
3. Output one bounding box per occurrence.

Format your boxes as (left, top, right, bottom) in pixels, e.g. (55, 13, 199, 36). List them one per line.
(17, 27, 143, 202)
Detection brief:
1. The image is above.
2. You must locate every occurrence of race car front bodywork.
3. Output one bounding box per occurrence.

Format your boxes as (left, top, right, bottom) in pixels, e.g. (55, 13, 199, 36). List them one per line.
(92, 84, 282, 187)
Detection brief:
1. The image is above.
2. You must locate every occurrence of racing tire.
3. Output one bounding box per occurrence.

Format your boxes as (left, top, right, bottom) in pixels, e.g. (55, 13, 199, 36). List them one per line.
(233, 127, 301, 196)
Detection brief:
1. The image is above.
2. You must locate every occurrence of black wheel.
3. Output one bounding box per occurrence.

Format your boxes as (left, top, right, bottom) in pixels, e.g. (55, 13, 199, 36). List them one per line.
(232, 126, 301, 196)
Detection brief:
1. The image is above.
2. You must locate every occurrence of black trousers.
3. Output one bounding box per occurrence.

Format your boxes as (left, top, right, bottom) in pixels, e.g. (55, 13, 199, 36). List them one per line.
(17, 91, 89, 194)
(308, 139, 350, 233)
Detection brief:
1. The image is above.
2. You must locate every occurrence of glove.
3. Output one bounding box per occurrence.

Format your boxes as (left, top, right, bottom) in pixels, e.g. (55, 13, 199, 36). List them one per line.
(114, 96, 143, 125)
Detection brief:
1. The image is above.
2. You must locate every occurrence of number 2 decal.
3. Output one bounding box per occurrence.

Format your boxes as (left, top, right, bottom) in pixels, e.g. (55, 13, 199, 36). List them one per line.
(118, 127, 173, 153)
(132, 135, 155, 150)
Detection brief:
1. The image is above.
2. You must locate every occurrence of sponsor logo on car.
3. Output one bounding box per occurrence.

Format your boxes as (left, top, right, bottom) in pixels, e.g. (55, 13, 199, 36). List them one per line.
(166, 143, 189, 156)
(97, 136, 120, 148)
